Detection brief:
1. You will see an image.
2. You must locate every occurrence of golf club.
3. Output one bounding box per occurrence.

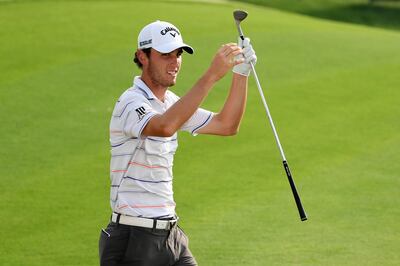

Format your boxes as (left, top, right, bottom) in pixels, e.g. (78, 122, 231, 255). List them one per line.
(233, 10, 308, 221)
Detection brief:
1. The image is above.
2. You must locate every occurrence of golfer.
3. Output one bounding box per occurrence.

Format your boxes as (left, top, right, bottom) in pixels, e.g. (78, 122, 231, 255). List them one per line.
(99, 20, 257, 266)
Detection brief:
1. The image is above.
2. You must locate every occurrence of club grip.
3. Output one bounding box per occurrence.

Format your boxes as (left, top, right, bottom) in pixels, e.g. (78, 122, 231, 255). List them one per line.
(283, 160, 308, 221)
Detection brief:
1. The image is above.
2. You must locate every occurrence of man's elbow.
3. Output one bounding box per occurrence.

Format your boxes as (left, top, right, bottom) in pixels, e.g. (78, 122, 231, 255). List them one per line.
(158, 123, 179, 137)
(214, 117, 241, 136)
(144, 122, 177, 137)
(157, 126, 176, 137)
(221, 125, 239, 136)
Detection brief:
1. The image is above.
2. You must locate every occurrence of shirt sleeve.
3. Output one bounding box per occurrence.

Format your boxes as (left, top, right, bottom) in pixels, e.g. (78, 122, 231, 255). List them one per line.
(120, 96, 158, 138)
(180, 107, 214, 136)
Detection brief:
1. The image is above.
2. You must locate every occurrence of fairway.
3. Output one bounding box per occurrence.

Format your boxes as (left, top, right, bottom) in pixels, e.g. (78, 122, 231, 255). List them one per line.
(1, 0, 400, 265)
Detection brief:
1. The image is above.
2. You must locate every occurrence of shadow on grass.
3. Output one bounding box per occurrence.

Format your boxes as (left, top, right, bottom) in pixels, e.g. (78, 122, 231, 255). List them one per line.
(304, 4, 400, 31)
(236, 0, 400, 31)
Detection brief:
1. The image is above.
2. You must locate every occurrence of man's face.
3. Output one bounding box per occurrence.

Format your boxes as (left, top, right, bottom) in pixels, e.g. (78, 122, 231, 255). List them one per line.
(145, 48, 183, 88)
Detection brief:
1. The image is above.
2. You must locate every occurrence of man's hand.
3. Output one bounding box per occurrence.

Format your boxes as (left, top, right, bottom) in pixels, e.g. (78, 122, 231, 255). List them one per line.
(206, 43, 244, 82)
(232, 38, 257, 77)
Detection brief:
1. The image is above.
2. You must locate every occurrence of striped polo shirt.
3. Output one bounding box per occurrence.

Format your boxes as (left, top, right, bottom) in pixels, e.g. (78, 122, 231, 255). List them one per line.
(109, 76, 213, 218)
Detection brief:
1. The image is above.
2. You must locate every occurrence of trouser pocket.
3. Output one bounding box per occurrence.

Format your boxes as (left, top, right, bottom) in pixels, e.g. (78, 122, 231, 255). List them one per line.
(98, 223, 130, 266)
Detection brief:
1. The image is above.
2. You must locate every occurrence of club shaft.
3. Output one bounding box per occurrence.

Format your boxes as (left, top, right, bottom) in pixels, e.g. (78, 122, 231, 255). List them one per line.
(250, 62, 286, 162)
(239, 25, 286, 157)
(236, 22, 245, 40)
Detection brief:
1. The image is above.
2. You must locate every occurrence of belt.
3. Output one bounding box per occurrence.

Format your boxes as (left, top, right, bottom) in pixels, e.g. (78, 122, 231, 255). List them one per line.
(111, 213, 178, 230)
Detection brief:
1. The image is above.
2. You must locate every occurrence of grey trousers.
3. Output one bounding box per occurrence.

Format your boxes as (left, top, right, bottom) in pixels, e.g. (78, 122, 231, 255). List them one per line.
(99, 222, 197, 266)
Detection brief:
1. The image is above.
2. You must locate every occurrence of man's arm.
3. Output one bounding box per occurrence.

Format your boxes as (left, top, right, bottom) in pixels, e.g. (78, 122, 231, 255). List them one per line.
(196, 73, 247, 136)
(196, 38, 256, 136)
(142, 43, 243, 137)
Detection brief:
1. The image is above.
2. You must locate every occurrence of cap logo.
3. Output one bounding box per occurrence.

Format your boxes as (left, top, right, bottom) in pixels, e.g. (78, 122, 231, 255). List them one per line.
(160, 27, 180, 38)
(140, 39, 152, 47)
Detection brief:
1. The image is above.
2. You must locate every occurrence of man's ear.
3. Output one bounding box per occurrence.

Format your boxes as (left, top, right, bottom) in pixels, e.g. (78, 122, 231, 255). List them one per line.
(137, 49, 149, 67)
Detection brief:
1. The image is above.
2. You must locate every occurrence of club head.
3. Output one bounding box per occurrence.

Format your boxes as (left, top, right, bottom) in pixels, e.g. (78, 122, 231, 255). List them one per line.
(233, 10, 248, 23)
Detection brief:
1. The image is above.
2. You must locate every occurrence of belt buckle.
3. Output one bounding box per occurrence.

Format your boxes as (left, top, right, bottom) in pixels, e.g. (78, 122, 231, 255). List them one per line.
(151, 216, 179, 230)
(153, 219, 167, 230)
(154, 219, 176, 230)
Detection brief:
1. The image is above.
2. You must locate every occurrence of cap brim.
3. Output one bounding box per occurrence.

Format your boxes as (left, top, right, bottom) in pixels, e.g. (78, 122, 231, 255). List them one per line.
(153, 42, 194, 54)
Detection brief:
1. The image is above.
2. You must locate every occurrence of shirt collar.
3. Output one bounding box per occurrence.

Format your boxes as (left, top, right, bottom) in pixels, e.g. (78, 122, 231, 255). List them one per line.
(133, 76, 157, 100)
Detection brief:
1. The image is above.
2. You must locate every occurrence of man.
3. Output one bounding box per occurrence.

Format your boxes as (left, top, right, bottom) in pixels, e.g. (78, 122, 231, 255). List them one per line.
(99, 20, 256, 266)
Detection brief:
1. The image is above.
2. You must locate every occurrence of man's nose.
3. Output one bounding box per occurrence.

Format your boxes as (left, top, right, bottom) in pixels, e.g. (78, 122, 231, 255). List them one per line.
(170, 55, 180, 66)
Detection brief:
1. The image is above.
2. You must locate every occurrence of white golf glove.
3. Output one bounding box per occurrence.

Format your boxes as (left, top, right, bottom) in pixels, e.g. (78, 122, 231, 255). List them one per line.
(232, 37, 257, 77)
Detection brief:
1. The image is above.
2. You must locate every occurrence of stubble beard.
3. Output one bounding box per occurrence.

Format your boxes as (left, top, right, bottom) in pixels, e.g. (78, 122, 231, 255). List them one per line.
(148, 61, 177, 88)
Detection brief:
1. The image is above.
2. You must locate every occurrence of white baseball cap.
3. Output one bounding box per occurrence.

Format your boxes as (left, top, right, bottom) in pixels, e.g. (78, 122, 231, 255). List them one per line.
(137, 20, 194, 54)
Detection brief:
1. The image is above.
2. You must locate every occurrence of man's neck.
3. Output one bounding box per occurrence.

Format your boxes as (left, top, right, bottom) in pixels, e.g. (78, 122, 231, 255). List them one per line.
(140, 74, 167, 102)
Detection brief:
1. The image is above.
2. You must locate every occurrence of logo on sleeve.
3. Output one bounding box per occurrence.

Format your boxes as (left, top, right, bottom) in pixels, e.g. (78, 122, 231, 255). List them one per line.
(135, 106, 146, 120)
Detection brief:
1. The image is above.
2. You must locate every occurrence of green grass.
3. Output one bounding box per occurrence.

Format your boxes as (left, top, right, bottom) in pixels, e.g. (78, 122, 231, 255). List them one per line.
(1, 0, 400, 265)
(236, 0, 400, 31)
